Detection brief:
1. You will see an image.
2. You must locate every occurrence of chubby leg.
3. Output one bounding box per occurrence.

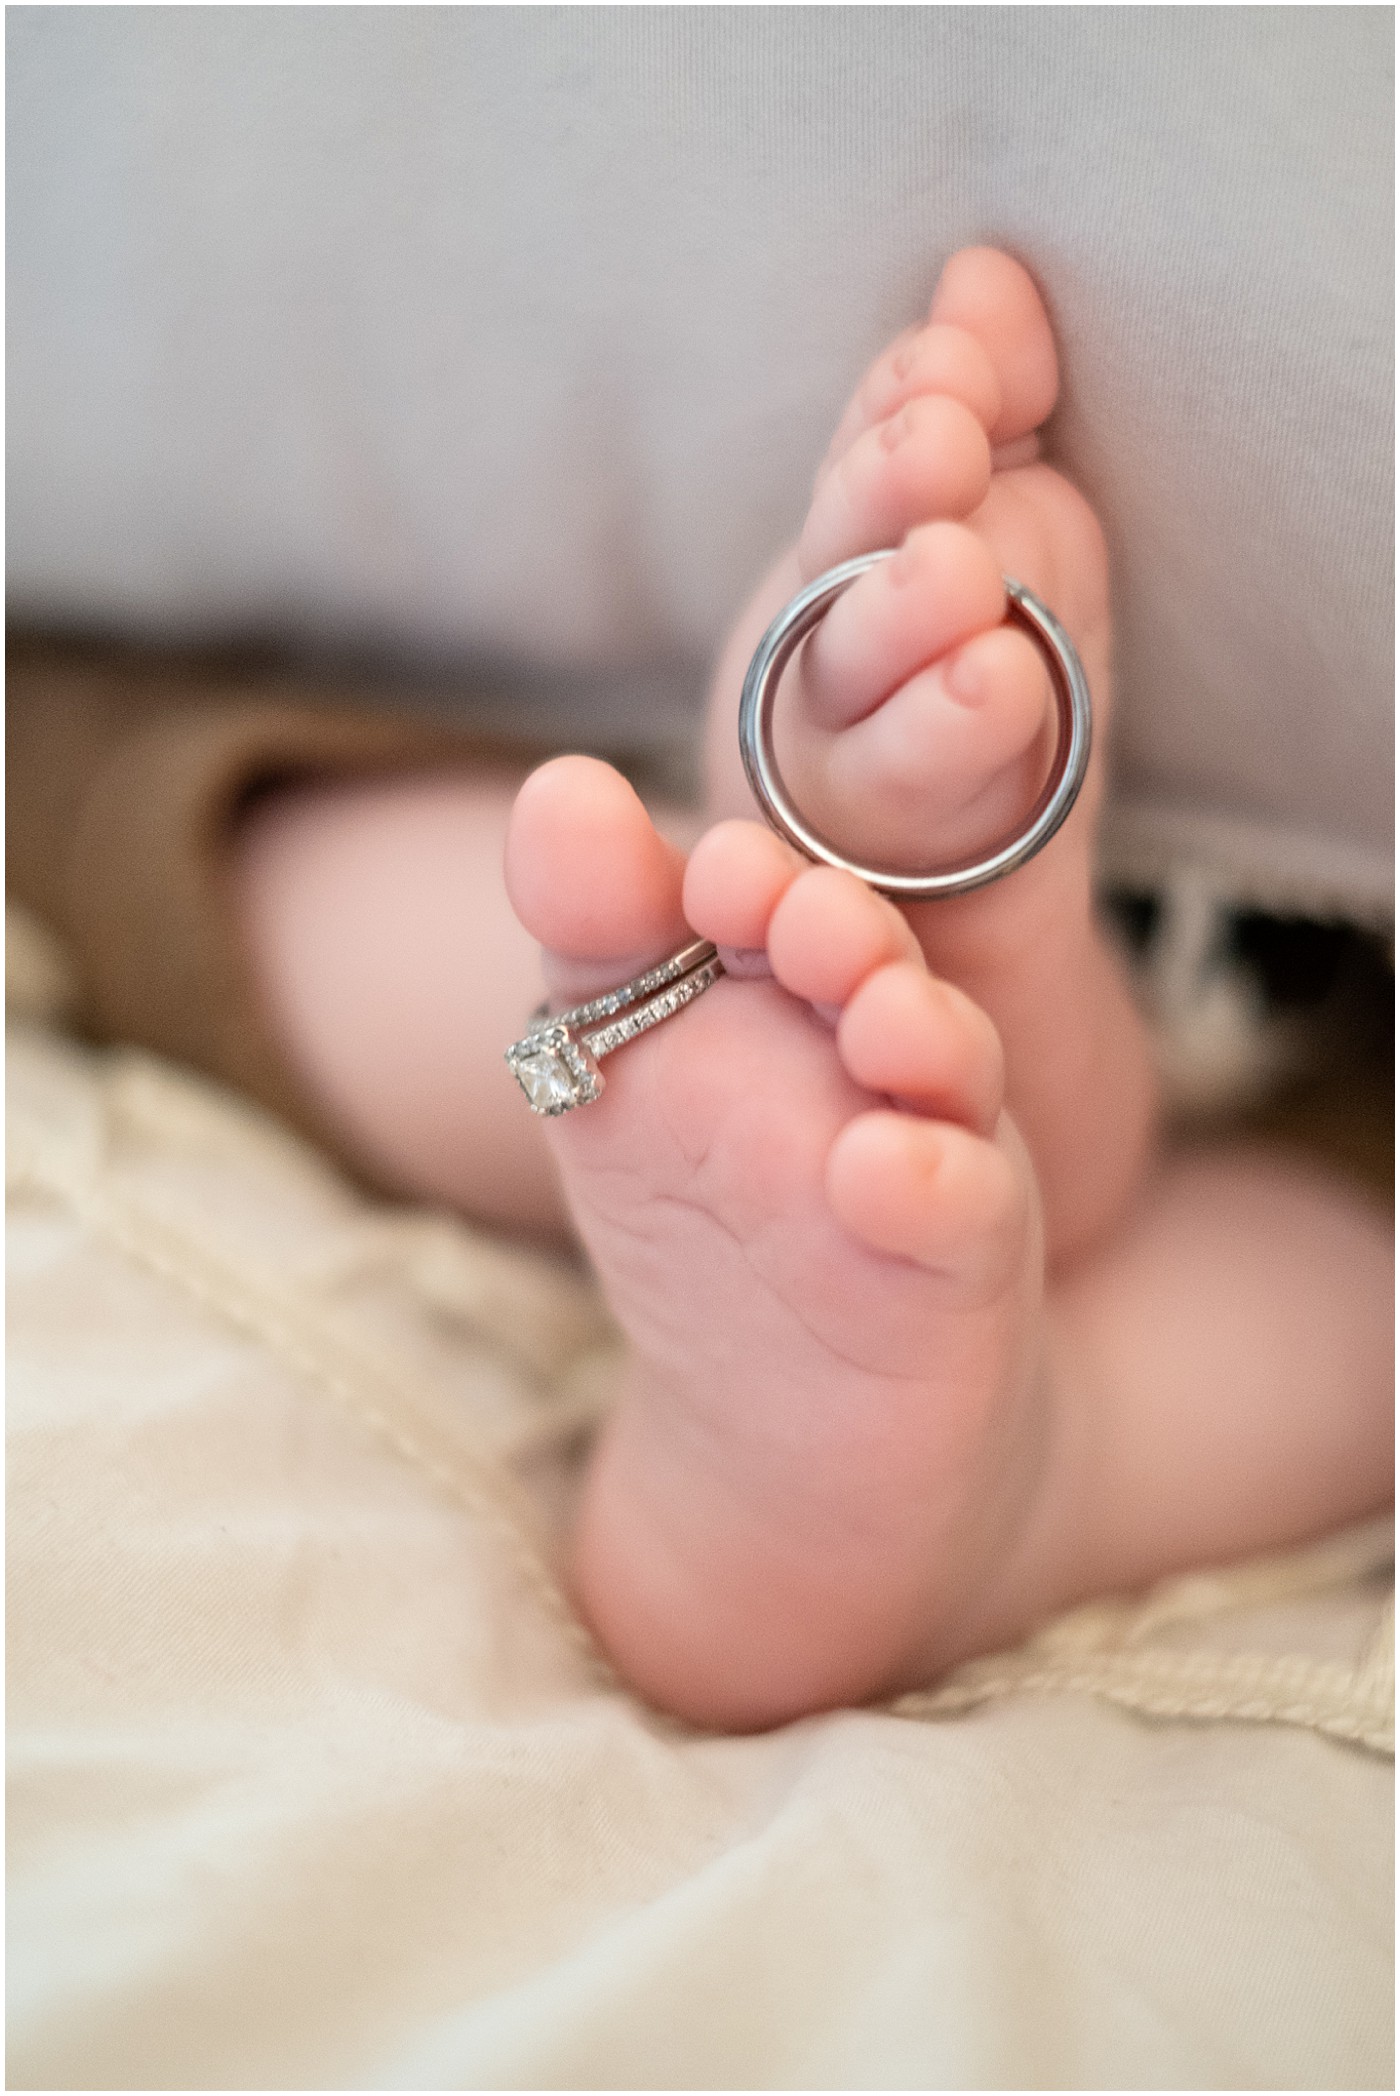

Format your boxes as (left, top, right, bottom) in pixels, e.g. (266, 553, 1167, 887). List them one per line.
(234, 767, 689, 1237)
(1049, 1147, 1393, 1591)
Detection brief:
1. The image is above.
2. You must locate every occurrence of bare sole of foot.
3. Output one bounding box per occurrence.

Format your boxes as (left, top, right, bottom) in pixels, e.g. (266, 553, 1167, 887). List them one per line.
(507, 756, 1074, 1728)
(508, 753, 1393, 1730)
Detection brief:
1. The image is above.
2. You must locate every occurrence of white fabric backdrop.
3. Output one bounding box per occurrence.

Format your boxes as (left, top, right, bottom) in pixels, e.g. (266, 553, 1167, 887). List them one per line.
(7, 951, 1392, 2090)
(8, 7, 1393, 907)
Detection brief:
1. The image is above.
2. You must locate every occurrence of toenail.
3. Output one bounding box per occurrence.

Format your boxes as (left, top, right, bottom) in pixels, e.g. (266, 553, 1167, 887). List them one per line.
(890, 338, 918, 382)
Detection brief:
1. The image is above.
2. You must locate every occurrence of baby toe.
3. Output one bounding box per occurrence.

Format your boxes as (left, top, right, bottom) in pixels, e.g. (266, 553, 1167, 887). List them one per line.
(682, 819, 806, 957)
(798, 520, 1005, 731)
(777, 518, 1054, 873)
(819, 322, 1004, 483)
(822, 624, 1052, 866)
(765, 865, 921, 1010)
(928, 247, 1059, 448)
(505, 755, 690, 996)
(836, 962, 1004, 1137)
(826, 1111, 1030, 1295)
(799, 394, 992, 581)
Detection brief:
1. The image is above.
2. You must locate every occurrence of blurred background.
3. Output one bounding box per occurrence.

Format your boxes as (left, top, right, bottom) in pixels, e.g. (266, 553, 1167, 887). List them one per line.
(7, 4, 1393, 1168)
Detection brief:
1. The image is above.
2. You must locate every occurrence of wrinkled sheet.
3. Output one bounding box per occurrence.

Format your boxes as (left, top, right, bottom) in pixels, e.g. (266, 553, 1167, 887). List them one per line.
(7, 949, 1393, 2089)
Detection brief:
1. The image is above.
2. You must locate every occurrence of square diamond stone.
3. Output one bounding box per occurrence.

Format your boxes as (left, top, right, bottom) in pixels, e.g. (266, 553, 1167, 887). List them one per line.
(506, 1027, 603, 1115)
(512, 1042, 582, 1114)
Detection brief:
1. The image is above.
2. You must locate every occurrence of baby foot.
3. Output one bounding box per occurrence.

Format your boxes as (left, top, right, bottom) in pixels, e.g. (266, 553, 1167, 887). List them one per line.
(506, 757, 1078, 1731)
(707, 250, 1108, 865)
(705, 250, 1155, 1262)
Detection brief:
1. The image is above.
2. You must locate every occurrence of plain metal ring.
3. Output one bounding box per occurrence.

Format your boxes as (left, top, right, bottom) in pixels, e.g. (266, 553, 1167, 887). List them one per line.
(737, 549, 1092, 900)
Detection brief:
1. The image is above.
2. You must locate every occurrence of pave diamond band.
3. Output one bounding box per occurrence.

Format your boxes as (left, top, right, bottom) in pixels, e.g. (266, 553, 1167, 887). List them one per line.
(532, 938, 720, 1032)
(506, 940, 724, 1115)
(579, 952, 724, 1057)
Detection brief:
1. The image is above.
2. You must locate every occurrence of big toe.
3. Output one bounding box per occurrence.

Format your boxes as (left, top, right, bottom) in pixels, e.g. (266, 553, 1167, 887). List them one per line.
(505, 756, 690, 997)
(929, 248, 1059, 448)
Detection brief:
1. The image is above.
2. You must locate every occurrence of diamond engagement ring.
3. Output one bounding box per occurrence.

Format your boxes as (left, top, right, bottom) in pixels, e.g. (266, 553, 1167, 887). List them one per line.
(506, 938, 724, 1115)
(738, 549, 1092, 900)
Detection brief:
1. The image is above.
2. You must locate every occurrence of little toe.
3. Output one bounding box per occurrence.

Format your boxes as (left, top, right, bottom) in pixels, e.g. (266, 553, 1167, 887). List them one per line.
(928, 247, 1059, 448)
(798, 394, 992, 582)
(826, 1111, 1029, 1294)
(765, 865, 921, 1009)
(505, 755, 690, 995)
(836, 962, 1004, 1136)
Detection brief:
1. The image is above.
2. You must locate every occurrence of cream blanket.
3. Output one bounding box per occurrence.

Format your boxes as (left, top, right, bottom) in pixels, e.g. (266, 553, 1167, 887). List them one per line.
(7, 915, 1393, 2090)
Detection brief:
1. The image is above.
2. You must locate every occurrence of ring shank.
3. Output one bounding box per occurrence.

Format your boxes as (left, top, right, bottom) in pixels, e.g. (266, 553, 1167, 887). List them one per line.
(737, 550, 1092, 900)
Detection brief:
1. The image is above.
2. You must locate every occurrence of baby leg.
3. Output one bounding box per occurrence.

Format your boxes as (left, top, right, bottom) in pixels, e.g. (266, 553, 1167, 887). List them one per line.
(1049, 1147, 1392, 1589)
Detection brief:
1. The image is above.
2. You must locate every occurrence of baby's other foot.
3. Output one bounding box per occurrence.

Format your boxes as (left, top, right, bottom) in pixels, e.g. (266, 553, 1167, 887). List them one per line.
(708, 247, 1108, 875)
(507, 757, 1071, 1730)
(706, 249, 1154, 1263)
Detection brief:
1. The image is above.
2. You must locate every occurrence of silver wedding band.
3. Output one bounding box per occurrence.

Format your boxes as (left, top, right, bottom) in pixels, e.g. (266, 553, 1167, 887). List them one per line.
(738, 549, 1092, 900)
(506, 939, 724, 1115)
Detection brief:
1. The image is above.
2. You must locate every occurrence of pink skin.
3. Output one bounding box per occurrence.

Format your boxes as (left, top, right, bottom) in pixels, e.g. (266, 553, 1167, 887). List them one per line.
(236, 249, 1393, 1730)
(493, 249, 1149, 1717)
(704, 252, 1151, 1268)
(503, 764, 1390, 1729)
